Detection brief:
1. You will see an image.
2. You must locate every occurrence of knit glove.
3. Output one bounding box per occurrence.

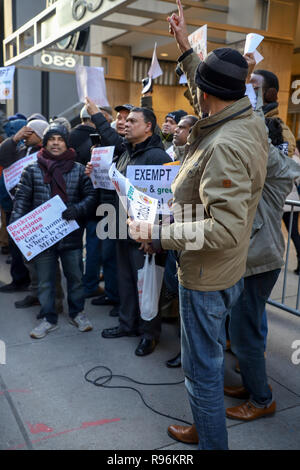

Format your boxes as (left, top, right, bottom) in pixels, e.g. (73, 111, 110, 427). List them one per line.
(61, 206, 77, 221)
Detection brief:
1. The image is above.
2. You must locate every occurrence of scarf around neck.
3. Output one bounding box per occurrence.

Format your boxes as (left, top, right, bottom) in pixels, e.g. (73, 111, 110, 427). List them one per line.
(37, 147, 76, 203)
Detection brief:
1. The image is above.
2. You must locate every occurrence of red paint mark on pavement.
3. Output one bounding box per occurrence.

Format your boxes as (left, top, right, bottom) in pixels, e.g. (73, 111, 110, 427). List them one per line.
(0, 389, 31, 396)
(7, 418, 121, 450)
(27, 423, 54, 434)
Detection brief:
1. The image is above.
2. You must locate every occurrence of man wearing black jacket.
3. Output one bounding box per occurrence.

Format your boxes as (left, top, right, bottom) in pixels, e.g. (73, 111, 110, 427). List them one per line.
(10, 123, 97, 339)
(85, 99, 171, 356)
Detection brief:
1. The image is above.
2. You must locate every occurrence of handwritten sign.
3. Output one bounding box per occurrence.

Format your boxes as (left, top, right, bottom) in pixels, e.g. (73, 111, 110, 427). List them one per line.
(3, 152, 38, 197)
(90, 146, 115, 190)
(7, 196, 79, 261)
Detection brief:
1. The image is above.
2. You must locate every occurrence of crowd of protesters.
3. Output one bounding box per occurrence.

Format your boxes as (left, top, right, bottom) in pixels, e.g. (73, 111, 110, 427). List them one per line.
(0, 0, 300, 451)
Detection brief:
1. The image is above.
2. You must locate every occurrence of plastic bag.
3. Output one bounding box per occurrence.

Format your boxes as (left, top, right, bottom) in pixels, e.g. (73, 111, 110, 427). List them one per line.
(138, 254, 165, 322)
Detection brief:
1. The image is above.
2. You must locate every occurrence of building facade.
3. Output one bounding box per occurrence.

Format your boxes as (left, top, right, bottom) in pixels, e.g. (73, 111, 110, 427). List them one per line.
(1, 0, 300, 134)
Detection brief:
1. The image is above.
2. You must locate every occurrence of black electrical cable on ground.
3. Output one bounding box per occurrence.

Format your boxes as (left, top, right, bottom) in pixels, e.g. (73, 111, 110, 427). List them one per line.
(84, 365, 193, 426)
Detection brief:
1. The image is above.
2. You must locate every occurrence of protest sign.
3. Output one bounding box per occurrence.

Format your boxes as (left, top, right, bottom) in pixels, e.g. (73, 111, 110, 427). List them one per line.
(244, 33, 264, 64)
(126, 165, 180, 215)
(109, 164, 158, 224)
(3, 152, 38, 197)
(178, 25, 207, 85)
(148, 43, 163, 79)
(7, 196, 79, 261)
(76, 65, 109, 106)
(0, 66, 15, 100)
(90, 146, 115, 190)
(189, 25, 208, 61)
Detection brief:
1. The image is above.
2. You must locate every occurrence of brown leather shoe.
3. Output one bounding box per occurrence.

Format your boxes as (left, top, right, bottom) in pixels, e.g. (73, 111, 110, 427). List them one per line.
(226, 400, 276, 421)
(224, 385, 250, 399)
(167, 424, 198, 445)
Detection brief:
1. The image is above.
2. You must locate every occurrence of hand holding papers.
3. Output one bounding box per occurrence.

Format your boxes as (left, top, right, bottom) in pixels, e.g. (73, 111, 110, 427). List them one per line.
(109, 164, 158, 225)
(244, 33, 264, 65)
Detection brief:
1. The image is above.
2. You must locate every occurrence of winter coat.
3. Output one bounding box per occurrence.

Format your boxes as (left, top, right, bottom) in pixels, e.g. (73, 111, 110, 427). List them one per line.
(161, 51, 268, 291)
(245, 144, 300, 276)
(10, 161, 97, 251)
(263, 104, 296, 157)
(0, 137, 41, 168)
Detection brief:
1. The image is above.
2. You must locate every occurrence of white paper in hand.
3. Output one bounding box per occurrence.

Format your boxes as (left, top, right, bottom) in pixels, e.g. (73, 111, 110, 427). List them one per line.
(244, 33, 264, 64)
(244, 33, 264, 54)
(76, 65, 109, 106)
(245, 84, 257, 109)
(148, 43, 163, 79)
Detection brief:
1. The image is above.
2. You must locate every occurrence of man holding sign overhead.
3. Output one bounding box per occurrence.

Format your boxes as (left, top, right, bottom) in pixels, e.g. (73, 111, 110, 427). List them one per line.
(10, 123, 97, 339)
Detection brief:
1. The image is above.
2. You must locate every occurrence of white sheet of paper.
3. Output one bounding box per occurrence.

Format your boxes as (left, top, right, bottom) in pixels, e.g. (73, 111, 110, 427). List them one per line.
(109, 164, 158, 224)
(244, 33, 264, 54)
(126, 165, 180, 215)
(166, 146, 175, 162)
(179, 74, 188, 85)
(3, 152, 38, 196)
(253, 50, 264, 65)
(189, 25, 208, 61)
(76, 65, 109, 106)
(148, 43, 163, 79)
(90, 146, 115, 190)
(245, 83, 257, 109)
(7, 196, 79, 261)
(0, 66, 15, 100)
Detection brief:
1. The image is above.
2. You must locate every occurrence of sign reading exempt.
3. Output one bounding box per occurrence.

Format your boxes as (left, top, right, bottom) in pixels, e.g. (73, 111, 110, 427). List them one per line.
(7, 196, 79, 261)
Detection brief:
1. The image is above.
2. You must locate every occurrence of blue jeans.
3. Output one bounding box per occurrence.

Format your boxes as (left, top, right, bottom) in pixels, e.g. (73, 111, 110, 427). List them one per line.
(261, 309, 268, 351)
(229, 269, 280, 407)
(83, 220, 102, 295)
(34, 247, 85, 325)
(179, 279, 244, 450)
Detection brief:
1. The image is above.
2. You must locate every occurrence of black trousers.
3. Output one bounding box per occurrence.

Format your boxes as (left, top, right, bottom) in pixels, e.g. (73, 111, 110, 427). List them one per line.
(116, 239, 163, 341)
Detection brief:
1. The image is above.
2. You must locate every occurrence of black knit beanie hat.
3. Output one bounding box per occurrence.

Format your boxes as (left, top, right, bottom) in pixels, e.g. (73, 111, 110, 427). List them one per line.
(195, 48, 248, 100)
(166, 110, 188, 124)
(43, 123, 70, 148)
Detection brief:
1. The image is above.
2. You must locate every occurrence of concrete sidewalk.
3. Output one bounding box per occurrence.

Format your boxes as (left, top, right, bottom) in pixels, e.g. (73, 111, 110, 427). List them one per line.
(0, 250, 299, 451)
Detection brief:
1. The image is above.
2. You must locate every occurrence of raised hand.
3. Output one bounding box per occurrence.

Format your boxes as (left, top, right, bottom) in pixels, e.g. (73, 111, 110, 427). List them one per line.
(85, 97, 99, 116)
(167, 0, 191, 54)
(13, 126, 34, 144)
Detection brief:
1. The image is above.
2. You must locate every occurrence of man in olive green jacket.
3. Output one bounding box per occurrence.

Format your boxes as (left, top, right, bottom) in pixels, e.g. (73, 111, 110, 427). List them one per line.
(128, 1, 268, 450)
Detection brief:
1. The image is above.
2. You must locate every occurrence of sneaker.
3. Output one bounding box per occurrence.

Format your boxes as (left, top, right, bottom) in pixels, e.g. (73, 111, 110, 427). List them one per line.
(30, 320, 58, 339)
(69, 313, 93, 332)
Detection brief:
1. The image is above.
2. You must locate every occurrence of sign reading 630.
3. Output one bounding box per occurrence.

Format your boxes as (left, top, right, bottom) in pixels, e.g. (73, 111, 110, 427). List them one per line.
(72, 0, 104, 21)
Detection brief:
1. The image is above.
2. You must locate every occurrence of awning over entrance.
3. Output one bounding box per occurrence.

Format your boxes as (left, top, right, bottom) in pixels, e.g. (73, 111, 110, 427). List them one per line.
(4, 0, 295, 66)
